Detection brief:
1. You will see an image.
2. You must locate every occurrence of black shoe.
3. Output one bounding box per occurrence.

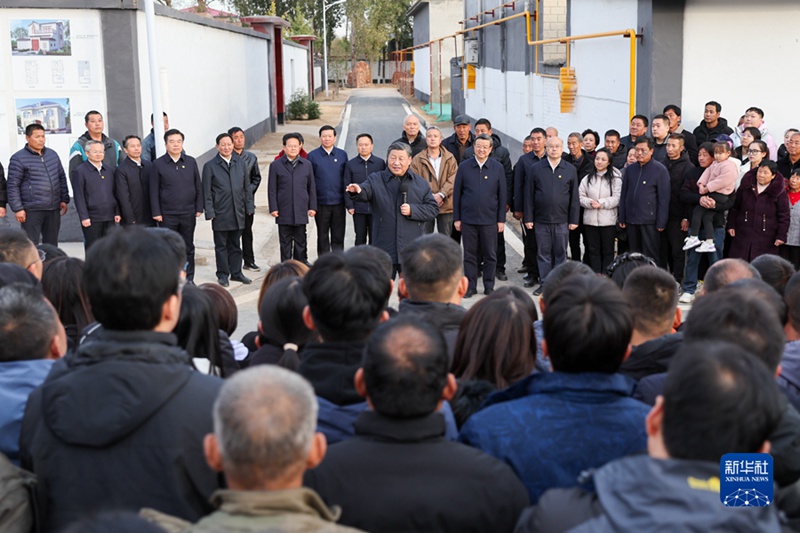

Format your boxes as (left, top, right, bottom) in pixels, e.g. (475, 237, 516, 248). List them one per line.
(484, 287, 495, 295)
(231, 274, 252, 284)
(243, 262, 261, 272)
(533, 285, 543, 297)
(464, 288, 477, 299)
(523, 278, 537, 288)
(517, 266, 529, 273)
(217, 277, 229, 287)
(496, 271, 508, 281)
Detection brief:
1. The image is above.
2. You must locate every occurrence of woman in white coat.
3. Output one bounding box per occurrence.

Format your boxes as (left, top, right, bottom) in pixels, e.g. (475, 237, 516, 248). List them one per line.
(579, 148, 623, 273)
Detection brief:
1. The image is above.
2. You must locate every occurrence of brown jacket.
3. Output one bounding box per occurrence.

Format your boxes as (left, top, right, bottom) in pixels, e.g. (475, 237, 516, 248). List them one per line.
(410, 148, 458, 214)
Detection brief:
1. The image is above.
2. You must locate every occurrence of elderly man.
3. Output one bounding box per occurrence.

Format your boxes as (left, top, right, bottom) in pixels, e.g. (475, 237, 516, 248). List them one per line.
(523, 137, 579, 296)
(394, 115, 427, 156)
(0, 228, 44, 281)
(70, 140, 121, 250)
(442, 115, 474, 162)
(346, 142, 438, 277)
(68, 110, 123, 178)
(778, 132, 800, 179)
(410, 126, 457, 236)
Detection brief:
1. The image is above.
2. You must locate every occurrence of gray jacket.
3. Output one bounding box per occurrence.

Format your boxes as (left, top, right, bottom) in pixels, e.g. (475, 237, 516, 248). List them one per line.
(578, 168, 622, 227)
(787, 198, 800, 246)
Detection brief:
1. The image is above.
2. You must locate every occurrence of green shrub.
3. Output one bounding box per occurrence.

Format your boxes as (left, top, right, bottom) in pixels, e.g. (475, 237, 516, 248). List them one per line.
(287, 90, 320, 120)
(306, 99, 321, 120)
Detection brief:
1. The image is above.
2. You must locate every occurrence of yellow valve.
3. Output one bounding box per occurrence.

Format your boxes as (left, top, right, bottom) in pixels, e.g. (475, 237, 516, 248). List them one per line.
(559, 67, 577, 113)
(410, 62, 415, 75)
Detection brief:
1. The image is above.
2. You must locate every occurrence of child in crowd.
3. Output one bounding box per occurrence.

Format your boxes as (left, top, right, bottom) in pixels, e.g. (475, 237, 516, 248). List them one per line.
(683, 141, 739, 253)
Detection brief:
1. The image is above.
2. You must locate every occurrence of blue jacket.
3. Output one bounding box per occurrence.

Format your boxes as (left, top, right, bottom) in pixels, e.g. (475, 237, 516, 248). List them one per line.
(453, 157, 507, 225)
(71, 161, 119, 222)
(267, 156, 317, 226)
(307, 146, 348, 205)
(779, 340, 800, 414)
(458, 371, 649, 504)
(619, 158, 671, 228)
(523, 158, 580, 225)
(0, 359, 54, 465)
(344, 154, 386, 214)
(7, 145, 69, 212)
(349, 170, 439, 263)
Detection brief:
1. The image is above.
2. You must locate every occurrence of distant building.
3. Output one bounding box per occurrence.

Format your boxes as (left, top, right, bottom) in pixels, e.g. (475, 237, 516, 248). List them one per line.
(18, 101, 68, 131)
(17, 20, 66, 52)
(408, 0, 462, 105)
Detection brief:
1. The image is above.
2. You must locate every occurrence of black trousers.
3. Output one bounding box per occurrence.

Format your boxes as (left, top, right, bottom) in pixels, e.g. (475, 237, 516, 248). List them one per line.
(463, 223, 497, 291)
(22, 209, 60, 246)
(660, 218, 686, 283)
(316, 204, 345, 256)
(213, 229, 243, 279)
(353, 213, 372, 246)
(569, 215, 584, 262)
(279, 224, 308, 262)
(478, 231, 507, 272)
(627, 224, 661, 264)
(162, 213, 197, 281)
(242, 212, 256, 265)
(521, 221, 540, 280)
(82, 221, 115, 251)
(584, 225, 616, 274)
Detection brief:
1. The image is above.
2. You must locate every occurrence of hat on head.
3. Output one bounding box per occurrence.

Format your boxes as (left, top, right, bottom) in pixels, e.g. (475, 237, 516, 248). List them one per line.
(453, 115, 470, 126)
(715, 134, 734, 148)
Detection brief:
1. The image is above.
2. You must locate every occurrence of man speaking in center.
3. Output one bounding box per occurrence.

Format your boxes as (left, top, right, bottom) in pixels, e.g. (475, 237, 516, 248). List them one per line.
(346, 142, 439, 278)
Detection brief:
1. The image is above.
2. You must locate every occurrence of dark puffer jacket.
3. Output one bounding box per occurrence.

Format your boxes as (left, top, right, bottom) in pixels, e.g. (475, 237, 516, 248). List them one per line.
(6, 145, 69, 212)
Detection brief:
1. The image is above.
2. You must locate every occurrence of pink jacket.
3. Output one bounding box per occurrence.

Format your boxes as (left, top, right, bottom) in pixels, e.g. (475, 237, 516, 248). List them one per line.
(698, 159, 739, 195)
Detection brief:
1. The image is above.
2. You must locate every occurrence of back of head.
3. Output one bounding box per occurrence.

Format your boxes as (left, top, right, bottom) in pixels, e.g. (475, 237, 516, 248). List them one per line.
(0, 284, 58, 362)
(346, 245, 393, 281)
(452, 291, 537, 389)
(541, 260, 595, 307)
(146, 227, 187, 270)
(726, 278, 787, 327)
(85, 227, 181, 331)
(303, 252, 391, 342)
(174, 284, 221, 372)
(684, 288, 784, 372)
(606, 252, 658, 289)
(622, 266, 678, 338)
(41, 257, 93, 334)
(751, 254, 795, 296)
(0, 228, 36, 269)
(702, 258, 760, 293)
(214, 366, 317, 488)
(257, 259, 310, 310)
(662, 341, 783, 461)
(0, 263, 38, 290)
(259, 277, 312, 371)
(200, 283, 238, 336)
(544, 275, 633, 373)
(785, 272, 800, 333)
(400, 234, 463, 302)
(37, 244, 67, 266)
(363, 316, 449, 418)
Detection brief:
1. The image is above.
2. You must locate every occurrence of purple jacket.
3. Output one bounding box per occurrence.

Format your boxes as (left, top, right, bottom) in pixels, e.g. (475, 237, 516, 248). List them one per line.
(727, 170, 790, 261)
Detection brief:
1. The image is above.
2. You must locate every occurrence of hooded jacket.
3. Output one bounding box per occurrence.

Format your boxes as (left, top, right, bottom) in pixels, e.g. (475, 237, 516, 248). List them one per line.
(619, 333, 682, 381)
(19, 330, 223, 533)
(393, 131, 427, 157)
(663, 150, 694, 220)
(693, 116, 734, 146)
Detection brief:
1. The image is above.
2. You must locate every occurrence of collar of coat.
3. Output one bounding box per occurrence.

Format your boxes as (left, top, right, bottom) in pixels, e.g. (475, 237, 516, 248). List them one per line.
(210, 487, 342, 522)
(353, 410, 446, 442)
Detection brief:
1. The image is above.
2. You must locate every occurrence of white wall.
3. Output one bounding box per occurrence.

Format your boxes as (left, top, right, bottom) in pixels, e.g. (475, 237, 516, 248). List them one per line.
(314, 64, 322, 92)
(682, 0, 800, 141)
(464, 0, 637, 141)
(282, 41, 309, 100)
(136, 11, 270, 156)
(0, 9, 107, 174)
(413, 48, 431, 96)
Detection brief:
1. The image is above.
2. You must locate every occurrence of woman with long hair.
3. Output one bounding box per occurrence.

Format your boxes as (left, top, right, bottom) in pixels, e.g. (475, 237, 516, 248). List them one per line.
(579, 148, 622, 273)
(41, 257, 93, 348)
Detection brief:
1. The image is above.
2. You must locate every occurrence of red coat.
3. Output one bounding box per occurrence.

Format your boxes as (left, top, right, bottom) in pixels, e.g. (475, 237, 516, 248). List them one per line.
(727, 170, 789, 261)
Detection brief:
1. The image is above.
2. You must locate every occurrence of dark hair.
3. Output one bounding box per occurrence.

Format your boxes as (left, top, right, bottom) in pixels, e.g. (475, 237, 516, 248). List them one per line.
(652, 113, 670, 126)
(684, 289, 784, 372)
(42, 257, 93, 344)
(259, 277, 312, 371)
(622, 266, 677, 337)
(356, 133, 373, 144)
(150, 111, 168, 121)
(25, 123, 45, 136)
(581, 129, 600, 147)
(318, 125, 336, 136)
(662, 341, 782, 461)
(713, 141, 731, 155)
(0, 284, 57, 362)
(742, 126, 762, 142)
(200, 283, 239, 335)
(697, 141, 715, 159)
(541, 260, 595, 305)
(346, 245, 393, 281)
(751, 255, 795, 296)
(0, 263, 38, 290)
(474, 133, 492, 145)
(785, 271, 800, 332)
(400, 233, 463, 301)
(544, 276, 633, 373)
(475, 118, 492, 130)
(668, 132, 684, 145)
(450, 380, 496, 429)
(0, 228, 36, 268)
(706, 101, 722, 113)
(662, 104, 681, 116)
(530, 127, 547, 137)
(750, 140, 769, 159)
(587, 148, 618, 189)
(282, 132, 302, 145)
(228, 126, 244, 136)
(122, 135, 141, 148)
(759, 159, 779, 176)
(363, 316, 449, 418)
(703, 258, 761, 293)
(163, 128, 184, 142)
(84, 110, 102, 123)
(84, 227, 180, 331)
(146, 227, 187, 271)
(746, 106, 765, 118)
(727, 278, 787, 326)
(604, 129, 621, 140)
(632, 114, 649, 127)
(452, 290, 537, 389)
(215, 132, 232, 145)
(174, 284, 223, 376)
(61, 511, 167, 533)
(634, 136, 654, 150)
(303, 252, 391, 342)
(257, 260, 310, 311)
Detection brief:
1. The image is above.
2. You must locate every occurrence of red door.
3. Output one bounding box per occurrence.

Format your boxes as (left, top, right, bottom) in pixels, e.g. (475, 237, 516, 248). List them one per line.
(32, 39, 39, 51)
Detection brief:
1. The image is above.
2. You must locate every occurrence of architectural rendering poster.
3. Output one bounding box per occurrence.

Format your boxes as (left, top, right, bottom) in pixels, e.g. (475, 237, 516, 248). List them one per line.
(10, 19, 71, 56)
(16, 97, 71, 134)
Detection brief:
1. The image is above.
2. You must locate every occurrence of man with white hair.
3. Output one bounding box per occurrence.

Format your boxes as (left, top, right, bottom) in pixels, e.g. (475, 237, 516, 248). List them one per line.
(394, 115, 427, 156)
(144, 366, 364, 532)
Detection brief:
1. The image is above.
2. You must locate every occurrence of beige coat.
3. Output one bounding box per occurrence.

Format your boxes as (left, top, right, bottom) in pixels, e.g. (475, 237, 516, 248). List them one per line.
(411, 148, 458, 214)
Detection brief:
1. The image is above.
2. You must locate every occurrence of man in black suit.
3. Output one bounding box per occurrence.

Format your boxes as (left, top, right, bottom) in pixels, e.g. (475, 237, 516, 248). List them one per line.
(453, 134, 507, 297)
(115, 135, 154, 226)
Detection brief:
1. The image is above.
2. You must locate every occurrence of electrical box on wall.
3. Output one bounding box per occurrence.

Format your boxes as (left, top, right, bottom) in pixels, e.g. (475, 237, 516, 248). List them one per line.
(464, 39, 479, 65)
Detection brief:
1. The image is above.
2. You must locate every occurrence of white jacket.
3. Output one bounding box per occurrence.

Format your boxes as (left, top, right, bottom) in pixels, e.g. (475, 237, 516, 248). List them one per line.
(579, 168, 622, 227)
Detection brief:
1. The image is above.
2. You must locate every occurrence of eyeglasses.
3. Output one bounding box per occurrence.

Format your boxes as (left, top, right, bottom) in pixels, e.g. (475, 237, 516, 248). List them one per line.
(28, 248, 46, 269)
(177, 276, 187, 295)
(747, 149, 763, 155)
(605, 252, 658, 277)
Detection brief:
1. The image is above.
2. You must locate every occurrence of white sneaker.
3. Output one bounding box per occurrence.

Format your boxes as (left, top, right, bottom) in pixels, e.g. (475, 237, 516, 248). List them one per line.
(683, 236, 702, 250)
(697, 240, 717, 253)
(679, 291, 695, 304)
